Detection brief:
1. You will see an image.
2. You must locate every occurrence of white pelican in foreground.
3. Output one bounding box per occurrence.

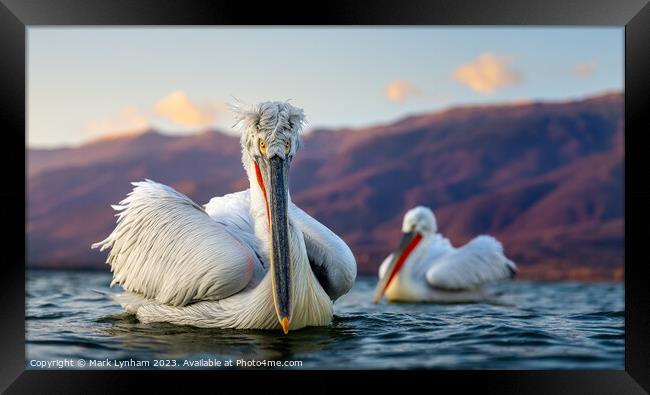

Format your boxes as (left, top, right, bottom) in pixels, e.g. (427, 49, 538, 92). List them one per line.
(373, 206, 517, 304)
(93, 101, 356, 333)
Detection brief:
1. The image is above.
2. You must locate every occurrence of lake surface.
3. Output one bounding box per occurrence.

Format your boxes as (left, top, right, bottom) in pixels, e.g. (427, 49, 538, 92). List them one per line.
(26, 270, 624, 369)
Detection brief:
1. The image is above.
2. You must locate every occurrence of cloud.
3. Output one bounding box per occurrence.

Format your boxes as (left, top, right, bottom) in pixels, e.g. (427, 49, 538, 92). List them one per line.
(384, 80, 422, 103)
(154, 91, 222, 127)
(85, 106, 150, 137)
(453, 53, 523, 94)
(572, 61, 597, 78)
(83, 92, 229, 141)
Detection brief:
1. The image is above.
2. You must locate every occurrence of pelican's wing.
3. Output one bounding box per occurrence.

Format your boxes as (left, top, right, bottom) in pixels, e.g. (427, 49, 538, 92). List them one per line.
(425, 235, 517, 290)
(92, 180, 260, 307)
(290, 204, 356, 300)
(204, 189, 254, 234)
(204, 189, 265, 268)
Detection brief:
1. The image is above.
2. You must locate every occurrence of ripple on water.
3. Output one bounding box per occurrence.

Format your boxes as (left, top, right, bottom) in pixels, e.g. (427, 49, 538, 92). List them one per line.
(567, 310, 625, 319)
(26, 311, 81, 320)
(28, 339, 119, 351)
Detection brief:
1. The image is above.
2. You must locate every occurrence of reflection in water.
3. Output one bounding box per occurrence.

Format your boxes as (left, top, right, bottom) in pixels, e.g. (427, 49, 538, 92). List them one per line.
(26, 271, 624, 369)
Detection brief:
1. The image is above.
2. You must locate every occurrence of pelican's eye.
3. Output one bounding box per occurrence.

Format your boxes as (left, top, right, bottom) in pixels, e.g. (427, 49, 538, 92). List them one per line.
(284, 140, 291, 154)
(259, 139, 267, 155)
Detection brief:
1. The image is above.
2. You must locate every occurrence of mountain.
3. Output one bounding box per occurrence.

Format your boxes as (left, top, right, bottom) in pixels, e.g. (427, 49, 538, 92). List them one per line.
(27, 93, 624, 281)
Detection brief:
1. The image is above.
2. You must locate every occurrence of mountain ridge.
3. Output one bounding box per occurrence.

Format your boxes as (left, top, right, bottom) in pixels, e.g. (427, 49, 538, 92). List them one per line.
(27, 92, 624, 281)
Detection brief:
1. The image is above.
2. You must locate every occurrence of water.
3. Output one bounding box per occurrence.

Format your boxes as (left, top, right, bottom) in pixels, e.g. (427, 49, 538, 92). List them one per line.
(26, 270, 624, 369)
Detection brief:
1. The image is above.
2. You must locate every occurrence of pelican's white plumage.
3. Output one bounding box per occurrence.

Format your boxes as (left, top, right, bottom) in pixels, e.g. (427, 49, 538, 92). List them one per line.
(203, 189, 357, 300)
(96, 181, 257, 306)
(92, 101, 356, 332)
(425, 235, 514, 290)
(376, 206, 516, 303)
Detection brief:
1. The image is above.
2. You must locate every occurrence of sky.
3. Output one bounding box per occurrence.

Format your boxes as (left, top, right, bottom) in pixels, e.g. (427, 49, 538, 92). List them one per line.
(28, 27, 623, 148)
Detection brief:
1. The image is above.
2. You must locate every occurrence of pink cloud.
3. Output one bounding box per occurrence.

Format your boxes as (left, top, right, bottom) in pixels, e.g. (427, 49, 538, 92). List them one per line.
(154, 91, 224, 127)
(572, 62, 597, 78)
(384, 80, 422, 103)
(453, 53, 524, 94)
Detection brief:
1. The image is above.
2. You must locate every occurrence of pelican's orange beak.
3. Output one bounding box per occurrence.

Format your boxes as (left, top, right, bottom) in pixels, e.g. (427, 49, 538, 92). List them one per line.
(281, 317, 290, 335)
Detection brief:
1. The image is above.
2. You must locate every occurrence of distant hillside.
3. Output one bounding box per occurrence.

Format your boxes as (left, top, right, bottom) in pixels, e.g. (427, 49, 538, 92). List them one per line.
(27, 93, 624, 281)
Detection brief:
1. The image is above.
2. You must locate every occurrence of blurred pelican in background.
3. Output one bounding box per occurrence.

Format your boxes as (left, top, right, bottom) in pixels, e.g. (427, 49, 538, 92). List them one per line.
(373, 206, 517, 304)
(93, 101, 356, 334)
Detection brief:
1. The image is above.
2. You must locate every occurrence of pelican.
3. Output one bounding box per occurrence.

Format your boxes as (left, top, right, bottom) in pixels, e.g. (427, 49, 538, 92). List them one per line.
(373, 206, 517, 304)
(92, 101, 356, 334)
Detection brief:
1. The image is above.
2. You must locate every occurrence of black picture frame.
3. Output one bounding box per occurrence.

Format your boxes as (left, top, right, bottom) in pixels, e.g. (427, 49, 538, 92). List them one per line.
(2, 0, 648, 393)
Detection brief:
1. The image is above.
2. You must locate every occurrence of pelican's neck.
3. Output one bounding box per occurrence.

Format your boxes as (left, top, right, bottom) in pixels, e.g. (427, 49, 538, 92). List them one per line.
(385, 235, 431, 301)
(246, 161, 271, 241)
(244, 159, 332, 329)
(245, 160, 297, 252)
(401, 235, 428, 275)
(245, 158, 301, 264)
(389, 233, 432, 284)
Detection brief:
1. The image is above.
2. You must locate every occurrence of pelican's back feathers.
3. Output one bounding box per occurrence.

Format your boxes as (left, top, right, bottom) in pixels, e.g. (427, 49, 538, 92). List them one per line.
(425, 235, 517, 290)
(92, 180, 259, 306)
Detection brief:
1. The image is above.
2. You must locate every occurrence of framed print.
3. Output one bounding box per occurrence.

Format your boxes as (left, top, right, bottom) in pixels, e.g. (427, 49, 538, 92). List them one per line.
(2, 0, 649, 393)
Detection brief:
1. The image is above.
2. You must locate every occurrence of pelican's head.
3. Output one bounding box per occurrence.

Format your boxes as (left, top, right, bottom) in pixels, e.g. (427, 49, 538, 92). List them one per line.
(236, 101, 305, 173)
(402, 206, 437, 236)
(234, 101, 306, 334)
(372, 206, 436, 303)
